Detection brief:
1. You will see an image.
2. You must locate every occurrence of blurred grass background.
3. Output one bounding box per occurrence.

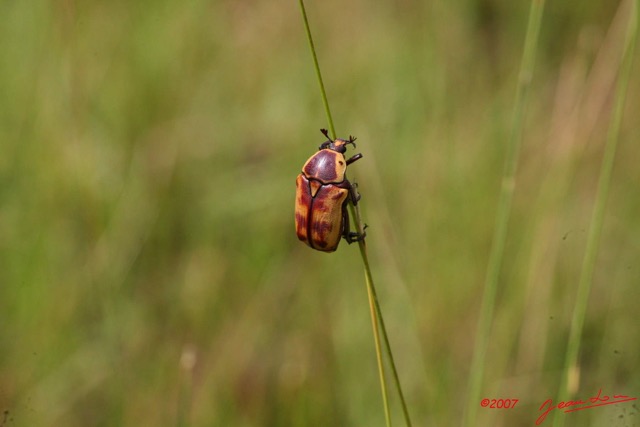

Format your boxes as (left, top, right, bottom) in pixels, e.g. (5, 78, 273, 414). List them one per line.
(1, 0, 638, 426)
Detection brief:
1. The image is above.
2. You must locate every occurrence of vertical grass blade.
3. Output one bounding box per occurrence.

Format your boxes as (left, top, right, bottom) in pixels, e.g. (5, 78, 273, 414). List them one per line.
(349, 202, 414, 427)
(552, 2, 637, 426)
(297, 2, 413, 426)
(364, 261, 393, 427)
(463, 1, 546, 426)
(297, 0, 336, 140)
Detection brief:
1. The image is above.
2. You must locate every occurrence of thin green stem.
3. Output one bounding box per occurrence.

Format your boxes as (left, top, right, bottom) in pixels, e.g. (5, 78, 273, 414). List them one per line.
(552, 2, 637, 426)
(365, 257, 393, 427)
(297, 2, 410, 426)
(297, 0, 336, 139)
(463, 1, 545, 426)
(349, 202, 413, 427)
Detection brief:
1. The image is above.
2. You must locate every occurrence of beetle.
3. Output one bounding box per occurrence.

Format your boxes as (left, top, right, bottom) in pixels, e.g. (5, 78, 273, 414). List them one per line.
(295, 128, 365, 252)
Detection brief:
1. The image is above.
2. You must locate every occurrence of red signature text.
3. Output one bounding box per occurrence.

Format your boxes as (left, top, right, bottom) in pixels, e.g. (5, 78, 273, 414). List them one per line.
(536, 389, 637, 425)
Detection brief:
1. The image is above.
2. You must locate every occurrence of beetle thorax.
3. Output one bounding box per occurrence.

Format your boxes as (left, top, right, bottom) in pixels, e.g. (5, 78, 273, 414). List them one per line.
(302, 150, 347, 184)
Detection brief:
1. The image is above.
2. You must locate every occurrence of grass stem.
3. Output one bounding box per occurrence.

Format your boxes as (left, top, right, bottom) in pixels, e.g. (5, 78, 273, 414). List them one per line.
(297, 1, 412, 425)
(552, 2, 637, 426)
(349, 202, 414, 427)
(463, 1, 546, 426)
(297, 0, 336, 140)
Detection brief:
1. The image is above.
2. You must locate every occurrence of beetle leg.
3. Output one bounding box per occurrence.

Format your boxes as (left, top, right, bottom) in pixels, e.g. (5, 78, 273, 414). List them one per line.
(341, 204, 352, 243)
(348, 181, 361, 205)
(341, 205, 366, 244)
(344, 229, 366, 244)
(345, 230, 366, 243)
(342, 185, 367, 245)
(346, 153, 363, 166)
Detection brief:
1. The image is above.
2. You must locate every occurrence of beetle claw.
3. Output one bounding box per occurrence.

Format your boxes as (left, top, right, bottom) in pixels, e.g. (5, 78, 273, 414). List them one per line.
(345, 230, 366, 244)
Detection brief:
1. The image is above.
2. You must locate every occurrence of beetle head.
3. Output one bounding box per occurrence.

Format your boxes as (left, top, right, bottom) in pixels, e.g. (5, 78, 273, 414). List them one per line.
(318, 128, 357, 153)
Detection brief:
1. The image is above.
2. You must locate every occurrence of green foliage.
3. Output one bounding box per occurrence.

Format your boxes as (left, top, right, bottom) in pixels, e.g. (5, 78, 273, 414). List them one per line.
(1, 1, 638, 426)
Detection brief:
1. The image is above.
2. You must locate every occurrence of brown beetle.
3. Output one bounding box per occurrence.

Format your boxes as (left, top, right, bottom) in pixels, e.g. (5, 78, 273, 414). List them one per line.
(295, 129, 365, 252)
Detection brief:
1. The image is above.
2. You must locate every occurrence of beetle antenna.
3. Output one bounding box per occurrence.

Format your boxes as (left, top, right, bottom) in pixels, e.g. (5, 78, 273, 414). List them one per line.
(347, 135, 357, 148)
(320, 128, 331, 140)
